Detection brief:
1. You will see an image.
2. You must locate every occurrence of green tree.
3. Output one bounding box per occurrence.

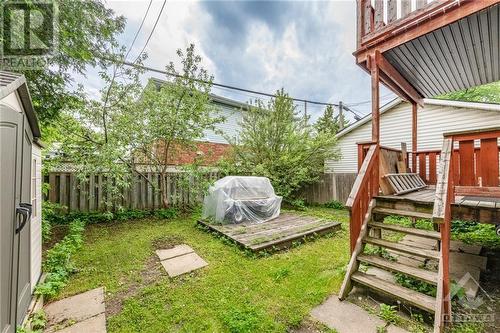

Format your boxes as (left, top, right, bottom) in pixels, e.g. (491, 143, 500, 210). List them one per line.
(126, 44, 225, 208)
(4, 0, 126, 133)
(223, 89, 340, 201)
(58, 49, 146, 210)
(315, 104, 348, 136)
(439, 81, 500, 103)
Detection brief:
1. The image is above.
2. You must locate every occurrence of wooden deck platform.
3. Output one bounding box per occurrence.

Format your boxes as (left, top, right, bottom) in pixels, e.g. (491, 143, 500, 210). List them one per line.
(198, 213, 341, 252)
(376, 187, 500, 224)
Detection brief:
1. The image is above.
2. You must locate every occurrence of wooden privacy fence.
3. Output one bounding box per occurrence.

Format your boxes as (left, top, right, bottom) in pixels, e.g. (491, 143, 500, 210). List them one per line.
(300, 173, 357, 205)
(46, 171, 219, 212)
(46, 171, 358, 212)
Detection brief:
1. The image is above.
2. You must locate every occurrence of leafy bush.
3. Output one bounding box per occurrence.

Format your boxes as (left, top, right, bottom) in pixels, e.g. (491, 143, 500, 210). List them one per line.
(154, 208, 178, 219)
(324, 200, 344, 210)
(452, 220, 500, 249)
(35, 219, 85, 299)
(289, 199, 306, 211)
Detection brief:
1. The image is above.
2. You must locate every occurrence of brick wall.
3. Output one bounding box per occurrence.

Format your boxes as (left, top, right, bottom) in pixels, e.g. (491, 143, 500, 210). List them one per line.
(169, 141, 232, 166)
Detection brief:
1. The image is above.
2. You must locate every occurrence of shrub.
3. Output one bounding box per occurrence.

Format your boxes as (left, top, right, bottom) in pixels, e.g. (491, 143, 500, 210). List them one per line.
(35, 219, 85, 299)
(154, 208, 178, 219)
(452, 220, 500, 249)
(324, 200, 344, 209)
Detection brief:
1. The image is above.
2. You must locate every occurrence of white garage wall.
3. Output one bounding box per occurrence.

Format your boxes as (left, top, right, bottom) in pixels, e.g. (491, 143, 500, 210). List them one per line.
(326, 99, 500, 173)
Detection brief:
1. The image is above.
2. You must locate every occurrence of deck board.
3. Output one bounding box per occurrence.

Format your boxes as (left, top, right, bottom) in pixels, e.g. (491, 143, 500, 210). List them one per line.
(376, 188, 500, 224)
(198, 213, 341, 252)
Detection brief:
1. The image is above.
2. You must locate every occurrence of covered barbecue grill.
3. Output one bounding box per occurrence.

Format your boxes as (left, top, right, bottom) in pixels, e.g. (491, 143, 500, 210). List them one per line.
(202, 176, 282, 224)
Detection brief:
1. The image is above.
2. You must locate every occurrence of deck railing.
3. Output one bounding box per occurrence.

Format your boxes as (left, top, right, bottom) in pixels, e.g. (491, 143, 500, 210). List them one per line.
(346, 143, 379, 252)
(357, 0, 458, 48)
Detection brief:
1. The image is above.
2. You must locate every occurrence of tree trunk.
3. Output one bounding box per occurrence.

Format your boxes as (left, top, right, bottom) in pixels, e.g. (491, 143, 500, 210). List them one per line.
(159, 172, 169, 208)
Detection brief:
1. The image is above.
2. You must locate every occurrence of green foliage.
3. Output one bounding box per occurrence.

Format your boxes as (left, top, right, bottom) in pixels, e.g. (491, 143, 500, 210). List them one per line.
(35, 219, 85, 299)
(221, 89, 340, 200)
(41, 201, 64, 243)
(44, 207, 179, 225)
(378, 304, 399, 324)
(10, 0, 126, 131)
(128, 44, 224, 208)
(324, 200, 344, 210)
(364, 245, 396, 261)
(153, 208, 179, 220)
(16, 309, 47, 333)
(394, 273, 437, 297)
(451, 220, 500, 249)
(448, 323, 485, 333)
(30, 310, 47, 331)
(289, 199, 307, 211)
(438, 81, 500, 104)
(59, 44, 145, 210)
(315, 104, 348, 136)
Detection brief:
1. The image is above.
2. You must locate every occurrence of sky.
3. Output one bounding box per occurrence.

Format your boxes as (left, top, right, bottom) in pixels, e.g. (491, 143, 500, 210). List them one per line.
(78, 0, 395, 122)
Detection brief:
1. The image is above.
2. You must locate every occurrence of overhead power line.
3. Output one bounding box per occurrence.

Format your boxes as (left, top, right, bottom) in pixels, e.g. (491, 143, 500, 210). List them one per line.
(117, 59, 343, 108)
(133, 0, 167, 64)
(124, 0, 153, 61)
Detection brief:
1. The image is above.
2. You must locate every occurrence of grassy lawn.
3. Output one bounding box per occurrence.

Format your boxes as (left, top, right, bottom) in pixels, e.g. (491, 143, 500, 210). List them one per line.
(58, 207, 350, 333)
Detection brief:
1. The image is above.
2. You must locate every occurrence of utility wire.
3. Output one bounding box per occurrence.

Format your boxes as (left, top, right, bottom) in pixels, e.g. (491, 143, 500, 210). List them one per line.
(133, 0, 167, 64)
(116, 59, 346, 108)
(124, 0, 153, 61)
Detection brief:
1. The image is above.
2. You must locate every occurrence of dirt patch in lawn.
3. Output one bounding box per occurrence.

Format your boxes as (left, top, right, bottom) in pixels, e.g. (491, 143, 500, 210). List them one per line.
(151, 235, 185, 249)
(105, 239, 180, 317)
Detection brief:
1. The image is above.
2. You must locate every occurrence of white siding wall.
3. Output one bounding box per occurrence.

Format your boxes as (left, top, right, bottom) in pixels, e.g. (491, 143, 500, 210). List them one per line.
(30, 144, 42, 291)
(201, 104, 242, 144)
(327, 101, 500, 173)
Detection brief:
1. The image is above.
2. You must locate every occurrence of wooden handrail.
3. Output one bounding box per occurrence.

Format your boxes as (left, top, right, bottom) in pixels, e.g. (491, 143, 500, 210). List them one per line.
(432, 137, 453, 332)
(432, 138, 452, 223)
(347, 144, 379, 252)
(346, 144, 378, 208)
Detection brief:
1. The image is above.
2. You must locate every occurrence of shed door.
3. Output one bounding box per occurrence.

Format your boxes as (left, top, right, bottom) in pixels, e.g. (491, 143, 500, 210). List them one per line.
(0, 106, 23, 333)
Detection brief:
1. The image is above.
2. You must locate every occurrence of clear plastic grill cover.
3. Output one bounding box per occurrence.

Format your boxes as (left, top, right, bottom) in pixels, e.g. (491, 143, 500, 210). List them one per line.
(202, 176, 282, 224)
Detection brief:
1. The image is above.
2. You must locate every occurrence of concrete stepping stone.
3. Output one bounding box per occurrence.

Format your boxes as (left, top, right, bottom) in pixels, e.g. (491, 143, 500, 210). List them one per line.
(156, 244, 194, 260)
(44, 287, 106, 333)
(311, 295, 408, 333)
(157, 244, 208, 277)
(54, 313, 106, 333)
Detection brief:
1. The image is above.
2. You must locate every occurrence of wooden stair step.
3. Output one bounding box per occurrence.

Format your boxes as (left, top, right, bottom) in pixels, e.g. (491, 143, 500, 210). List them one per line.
(351, 272, 436, 313)
(372, 207, 433, 220)
(368, 221, 441, 240)
(358, 254, 438, 285)
(364, 237, 440, 260)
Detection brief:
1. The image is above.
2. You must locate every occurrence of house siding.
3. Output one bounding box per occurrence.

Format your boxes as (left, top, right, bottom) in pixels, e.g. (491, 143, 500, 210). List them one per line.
(201, 103, 243, 144)
(326, 101, 500, 173)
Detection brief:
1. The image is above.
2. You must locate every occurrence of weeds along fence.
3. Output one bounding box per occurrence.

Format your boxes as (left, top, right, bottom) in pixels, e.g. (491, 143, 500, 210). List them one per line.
(45, 171, 219, 212)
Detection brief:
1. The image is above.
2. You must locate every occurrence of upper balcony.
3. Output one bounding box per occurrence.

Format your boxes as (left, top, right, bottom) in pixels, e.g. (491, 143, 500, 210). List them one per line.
(355, 0, 500, 98)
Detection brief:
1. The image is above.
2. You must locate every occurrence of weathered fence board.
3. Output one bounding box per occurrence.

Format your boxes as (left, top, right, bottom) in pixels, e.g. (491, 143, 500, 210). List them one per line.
(45, 171, 219, 212)
(46, 171, 357, 212)
(300, 173, 357, 205)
